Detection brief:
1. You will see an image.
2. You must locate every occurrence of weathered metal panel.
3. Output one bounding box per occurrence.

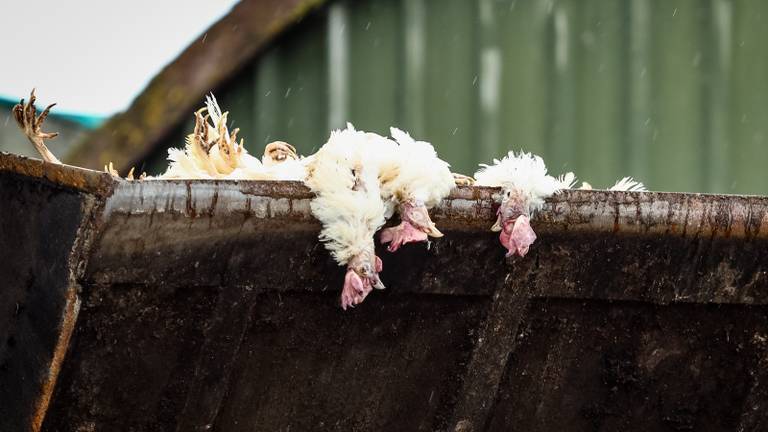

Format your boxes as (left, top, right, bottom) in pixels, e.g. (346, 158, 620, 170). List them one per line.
(42, 281, 220, 430)
(0, 154, 113, 432)
(0, 174, 82, 431)
(486, 300, 768, 431)
(3, 152, 768, 431)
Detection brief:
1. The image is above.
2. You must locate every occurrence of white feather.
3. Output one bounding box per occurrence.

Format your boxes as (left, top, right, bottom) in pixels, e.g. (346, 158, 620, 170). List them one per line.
(263, 157, 311, 181)
(383, 127, 455, 212)
(162, 147, 213, 179)
(609, 176, 647, 192)
(205, 93, 223, 126)
(557, 172, 578, 190)
(474, 151, 563, 213)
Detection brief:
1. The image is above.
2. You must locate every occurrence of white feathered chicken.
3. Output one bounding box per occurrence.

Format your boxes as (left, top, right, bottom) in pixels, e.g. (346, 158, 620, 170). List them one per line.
(163, 95, 308, 181)
(305, 124, 390, 309)
(377, 128, 455, 252)
(475, 151, 567, 257)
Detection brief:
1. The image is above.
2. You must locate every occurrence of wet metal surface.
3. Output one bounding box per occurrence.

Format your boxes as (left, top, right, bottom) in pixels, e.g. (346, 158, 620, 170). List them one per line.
(1, 152, 768, 431)
(0, 166, 92, 432)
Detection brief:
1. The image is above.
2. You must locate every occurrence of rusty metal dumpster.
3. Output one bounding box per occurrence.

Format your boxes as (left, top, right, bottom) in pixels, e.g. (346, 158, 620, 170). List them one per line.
(1, 151, 767, 431)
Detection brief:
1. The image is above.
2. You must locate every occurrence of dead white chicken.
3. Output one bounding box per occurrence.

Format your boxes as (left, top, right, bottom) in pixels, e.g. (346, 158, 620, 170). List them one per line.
(305, 124, 388, 310)
(163, 94, 253, 179)
(163, 95, 307, 181)
(12, 89, 61, 164)
(375, 127, 455, 252)
(475, 151, 566, 258)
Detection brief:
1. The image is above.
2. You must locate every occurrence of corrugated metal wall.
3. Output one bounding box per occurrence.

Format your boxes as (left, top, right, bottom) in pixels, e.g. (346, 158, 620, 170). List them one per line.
(149, 0, 768, 195)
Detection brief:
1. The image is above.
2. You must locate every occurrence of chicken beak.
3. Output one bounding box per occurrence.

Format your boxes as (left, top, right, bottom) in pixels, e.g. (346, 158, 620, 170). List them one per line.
(490, 216, 502, 232)
(426, 223, 444, 238)
(371, 274, 386, 290)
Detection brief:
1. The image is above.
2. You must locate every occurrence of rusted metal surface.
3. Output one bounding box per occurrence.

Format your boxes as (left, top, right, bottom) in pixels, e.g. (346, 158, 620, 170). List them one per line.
(2, 152, 768, 431)
(30, 286, 80, 432)
(0, 152, 114, 196)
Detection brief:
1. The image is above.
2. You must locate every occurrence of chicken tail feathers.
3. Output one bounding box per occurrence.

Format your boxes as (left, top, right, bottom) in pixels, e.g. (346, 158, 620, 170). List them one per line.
(610, 176, 647, 192)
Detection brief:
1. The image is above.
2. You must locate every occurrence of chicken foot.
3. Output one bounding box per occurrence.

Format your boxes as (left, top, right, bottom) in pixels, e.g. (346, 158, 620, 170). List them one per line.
(453, 173, 475, 186)
(264, 141, 298, 164)
(380, 200, 442, 252)
(12, 89, 61, 164)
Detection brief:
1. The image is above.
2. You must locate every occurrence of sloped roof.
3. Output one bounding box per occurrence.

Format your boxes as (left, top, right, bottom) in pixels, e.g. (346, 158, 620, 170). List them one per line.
(66, 0, 326, 171)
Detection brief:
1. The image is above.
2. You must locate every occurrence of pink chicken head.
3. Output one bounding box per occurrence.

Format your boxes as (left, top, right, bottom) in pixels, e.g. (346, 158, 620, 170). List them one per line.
(492, 189, 537, 258)
(380, 200, 443, 252)
(340, 250, 384, 310)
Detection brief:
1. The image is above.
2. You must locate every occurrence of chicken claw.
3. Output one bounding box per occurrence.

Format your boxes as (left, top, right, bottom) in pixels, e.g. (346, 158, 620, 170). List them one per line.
(380, 222, 428, 252)
(453, 173, 475, 186)
(12, 89, 61, 164)
(380, 200, 442, 252)
(264, 141, 298, 165)
(104, 162, 147, 180)
(192, 108, 215, 153)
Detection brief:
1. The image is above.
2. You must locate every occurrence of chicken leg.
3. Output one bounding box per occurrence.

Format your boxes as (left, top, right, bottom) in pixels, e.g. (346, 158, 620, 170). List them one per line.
(380, 200, 442, 252)
(185, 108, 220, 176)
(212, 111, 243, 172)
(12, 89, 61, 164)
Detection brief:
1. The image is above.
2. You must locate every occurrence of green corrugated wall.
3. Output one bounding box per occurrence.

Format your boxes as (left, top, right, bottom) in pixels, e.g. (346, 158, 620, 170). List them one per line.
(148, 0, 768, 195)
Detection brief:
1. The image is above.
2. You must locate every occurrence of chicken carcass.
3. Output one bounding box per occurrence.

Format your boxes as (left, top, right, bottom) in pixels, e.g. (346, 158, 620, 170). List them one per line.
(163, 95, 256, 179)
(305, 124, 389, 309)
(378, 127, 455, 252)
(163, 95, 308, 182)
(475, 151, 566, 257)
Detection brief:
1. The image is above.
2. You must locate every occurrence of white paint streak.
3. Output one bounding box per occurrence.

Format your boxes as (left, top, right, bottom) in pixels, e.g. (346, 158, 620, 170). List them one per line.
(714, 0, 732, 72)
(554, 7, 569, 71)
(480, 49, 502, 114)
(327, 3, 349, 130)
(404, 0, 426, 132)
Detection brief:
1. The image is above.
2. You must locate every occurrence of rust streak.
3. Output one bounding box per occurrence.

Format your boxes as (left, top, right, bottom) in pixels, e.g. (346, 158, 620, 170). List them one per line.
(185, 182, 196, 218)
(0, 152, 115, 196)
(30, 285, 81, 432)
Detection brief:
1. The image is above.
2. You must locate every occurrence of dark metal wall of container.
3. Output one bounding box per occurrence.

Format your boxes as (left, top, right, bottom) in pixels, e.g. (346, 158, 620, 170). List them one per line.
(1, 152, 768, 431)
